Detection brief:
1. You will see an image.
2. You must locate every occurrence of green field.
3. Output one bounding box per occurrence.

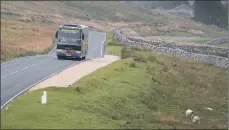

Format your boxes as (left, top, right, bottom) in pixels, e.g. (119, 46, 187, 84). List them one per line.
(2, 33, 227, 129)
(1, 1, 227, 61)
(215, 42, 228, 48)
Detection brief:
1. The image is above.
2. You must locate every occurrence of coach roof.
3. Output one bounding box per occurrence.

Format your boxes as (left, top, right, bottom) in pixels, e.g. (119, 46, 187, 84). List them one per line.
(60, 24, 82, 30)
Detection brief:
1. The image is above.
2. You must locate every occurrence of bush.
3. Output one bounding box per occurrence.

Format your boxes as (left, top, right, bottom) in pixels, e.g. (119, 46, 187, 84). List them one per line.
(107, 41, 124, 46)
(107, 42, 116, 46)
(121, 47, 135, 59)
(129, 61, 137, 68)
(133, 53, 147, 63)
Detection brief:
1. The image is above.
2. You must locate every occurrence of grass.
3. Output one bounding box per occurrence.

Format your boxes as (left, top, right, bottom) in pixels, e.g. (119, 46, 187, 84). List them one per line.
(1, 20, 41, 45)
(170, 39, 211, 45)
(105, 31, 123, 56)
(106, 45, 123, 56)
(138, 29, 197, 37)
(1, 20, 56, 62)
(187, 40, 210, 44)
(214, 42, 228, 48)
(2, 35, 227, 129)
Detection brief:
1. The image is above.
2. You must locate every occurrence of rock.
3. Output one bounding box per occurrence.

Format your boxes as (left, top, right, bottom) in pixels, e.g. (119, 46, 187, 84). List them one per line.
(75, 87, 81, 92)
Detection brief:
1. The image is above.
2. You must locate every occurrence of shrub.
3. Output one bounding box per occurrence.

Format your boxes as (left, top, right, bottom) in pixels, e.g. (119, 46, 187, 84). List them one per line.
(133, 53, 147, 63)
(129, 61, 137, 68)
(121, 47, 135, 59)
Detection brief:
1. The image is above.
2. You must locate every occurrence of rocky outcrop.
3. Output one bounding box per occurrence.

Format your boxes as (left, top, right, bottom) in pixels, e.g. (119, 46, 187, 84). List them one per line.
(112, 29, 228, 69)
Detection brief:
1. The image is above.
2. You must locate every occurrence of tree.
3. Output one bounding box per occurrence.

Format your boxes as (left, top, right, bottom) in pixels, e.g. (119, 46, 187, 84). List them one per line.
(221, 2, 228, 28)
(194, 1, 228, 28)
(193, 1, 209, 24)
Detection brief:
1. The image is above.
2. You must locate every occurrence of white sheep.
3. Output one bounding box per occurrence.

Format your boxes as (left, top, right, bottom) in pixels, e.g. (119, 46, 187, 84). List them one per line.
(186, 109, 194, 117)
(204, 107, 213, 111)
(192, 116, 200, 124)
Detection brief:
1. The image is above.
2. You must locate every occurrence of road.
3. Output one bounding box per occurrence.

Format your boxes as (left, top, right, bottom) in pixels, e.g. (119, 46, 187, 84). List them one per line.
(1, 27, 106, 108)
(86, 31, 106, 59)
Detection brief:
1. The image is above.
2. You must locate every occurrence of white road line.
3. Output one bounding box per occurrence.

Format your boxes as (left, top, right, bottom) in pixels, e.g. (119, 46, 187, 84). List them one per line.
(1, 76, 6, 79)
(1, 55, 44, 66)
(101, 33, 107, 57)
(2, 61, 44, 79)
(10, 71, 19, 75)
(30, 64, 36, 67)
(48, 45, 56, 55)
(2, 44, 55, 66)
(1, 57, 32, 65)
(20, 66, 29, 71)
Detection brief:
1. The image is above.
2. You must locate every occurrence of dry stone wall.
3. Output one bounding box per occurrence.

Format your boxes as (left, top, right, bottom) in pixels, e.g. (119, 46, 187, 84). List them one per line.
(126, 37, 228, 58)
(112, 29, 228, 69)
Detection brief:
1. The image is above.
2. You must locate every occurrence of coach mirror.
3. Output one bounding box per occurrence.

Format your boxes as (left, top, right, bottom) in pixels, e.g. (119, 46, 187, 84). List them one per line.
(55, 31, 58, 38)
(82, 33, 85, 40)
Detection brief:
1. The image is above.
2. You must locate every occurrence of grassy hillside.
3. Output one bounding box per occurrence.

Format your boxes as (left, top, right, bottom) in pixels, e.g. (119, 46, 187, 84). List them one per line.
(1, 33, 227, 129)
(2, 47, 227, 129)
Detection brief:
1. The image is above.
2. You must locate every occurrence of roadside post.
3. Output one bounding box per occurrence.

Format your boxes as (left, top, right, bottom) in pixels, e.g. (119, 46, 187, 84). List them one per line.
(41, 91, 47, 104)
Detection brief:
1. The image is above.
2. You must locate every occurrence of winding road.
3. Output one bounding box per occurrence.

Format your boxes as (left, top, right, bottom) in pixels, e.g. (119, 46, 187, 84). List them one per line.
(1, 27, 106, 108)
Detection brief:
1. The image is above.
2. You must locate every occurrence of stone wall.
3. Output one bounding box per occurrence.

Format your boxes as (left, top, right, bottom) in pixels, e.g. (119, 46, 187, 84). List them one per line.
(112, 29, 228, 69)
(126, 37, 228, 58)
(204, 37, 229, 45)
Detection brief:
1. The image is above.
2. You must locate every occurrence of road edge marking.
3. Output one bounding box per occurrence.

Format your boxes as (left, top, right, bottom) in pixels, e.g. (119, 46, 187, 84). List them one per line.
(1, 59, 89, 109)
(101, 32, 107, 57)
(1, 57, 32, 65)
(48, 45, 57, 55)
(1, 46, 56, 65)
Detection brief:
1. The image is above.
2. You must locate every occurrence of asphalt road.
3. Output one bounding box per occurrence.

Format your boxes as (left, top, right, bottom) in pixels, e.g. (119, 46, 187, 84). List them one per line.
(1, 27, 106, 108)
(87, 31, 106, 59)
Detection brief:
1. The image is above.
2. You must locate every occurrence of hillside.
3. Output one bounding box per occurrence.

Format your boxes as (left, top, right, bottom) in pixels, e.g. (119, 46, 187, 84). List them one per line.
(1, 20, 56, 62)
(2, 1, 227, 61)
(1, 1, 227, 37)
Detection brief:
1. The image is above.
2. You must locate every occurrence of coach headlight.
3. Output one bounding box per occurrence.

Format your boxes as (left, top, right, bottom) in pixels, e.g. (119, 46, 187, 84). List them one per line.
(59, 39, 67, 43)
(75, 51, 81, 53)
(56, 49, 63, 53)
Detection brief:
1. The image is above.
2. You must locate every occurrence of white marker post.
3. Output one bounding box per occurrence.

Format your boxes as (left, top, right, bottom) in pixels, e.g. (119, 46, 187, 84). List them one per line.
(41, 91, 47, 104)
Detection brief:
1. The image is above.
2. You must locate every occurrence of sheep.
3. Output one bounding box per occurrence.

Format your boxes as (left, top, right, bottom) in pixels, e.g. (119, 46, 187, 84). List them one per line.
(186, 109, 194, 119)
(204, 107, 213, 111)
(185, 109, 200, 125)
(192, 116, 200, 125)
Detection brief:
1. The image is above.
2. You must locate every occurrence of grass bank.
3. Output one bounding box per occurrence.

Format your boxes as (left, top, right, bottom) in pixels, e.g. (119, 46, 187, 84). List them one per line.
(2, 35, 227, 129)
